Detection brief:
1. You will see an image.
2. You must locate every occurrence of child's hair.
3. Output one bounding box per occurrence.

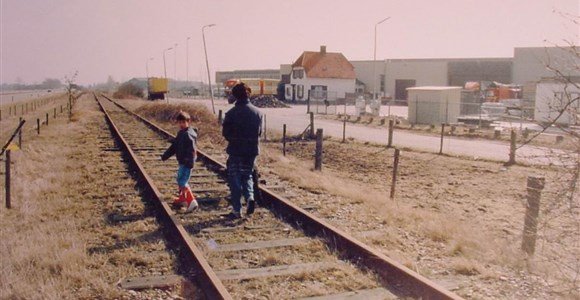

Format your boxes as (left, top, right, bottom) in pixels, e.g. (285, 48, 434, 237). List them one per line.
(175, 110, 191, 121)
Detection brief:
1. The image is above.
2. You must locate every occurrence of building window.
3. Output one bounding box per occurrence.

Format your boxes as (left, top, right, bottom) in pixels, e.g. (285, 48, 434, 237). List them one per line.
(297, 85, 304, 99)
(380, 74, 385, 92)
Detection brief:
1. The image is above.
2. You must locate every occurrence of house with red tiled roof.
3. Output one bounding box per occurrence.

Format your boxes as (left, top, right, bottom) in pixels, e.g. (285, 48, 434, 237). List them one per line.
(285, 46, 355, 102)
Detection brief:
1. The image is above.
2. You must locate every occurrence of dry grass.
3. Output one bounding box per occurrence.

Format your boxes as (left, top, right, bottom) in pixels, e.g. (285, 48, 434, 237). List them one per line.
(135, 102, 220, 134)
(0, 109, 118, 299)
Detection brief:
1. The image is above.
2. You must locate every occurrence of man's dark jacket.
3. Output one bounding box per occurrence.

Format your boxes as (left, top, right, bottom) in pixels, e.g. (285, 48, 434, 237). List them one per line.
(161, 127, 197, 168)
(222, 99, 263, 157)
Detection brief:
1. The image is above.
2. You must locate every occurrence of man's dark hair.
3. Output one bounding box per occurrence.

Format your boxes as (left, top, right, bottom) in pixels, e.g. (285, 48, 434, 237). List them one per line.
(175, 110, 191, 121)
(232, 82, 249, 101)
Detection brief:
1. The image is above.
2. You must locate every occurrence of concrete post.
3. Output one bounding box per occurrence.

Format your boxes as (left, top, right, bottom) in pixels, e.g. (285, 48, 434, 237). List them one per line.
(314, 129, 323, 171)
(522, 176, 545, 255)
(387, 119, 394, 148)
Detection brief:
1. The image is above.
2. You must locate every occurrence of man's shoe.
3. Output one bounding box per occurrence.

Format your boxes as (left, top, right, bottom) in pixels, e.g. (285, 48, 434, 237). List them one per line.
(228, 211, 242, 219)
(246, 200, 255, 215)
(185, 199, 199, 213)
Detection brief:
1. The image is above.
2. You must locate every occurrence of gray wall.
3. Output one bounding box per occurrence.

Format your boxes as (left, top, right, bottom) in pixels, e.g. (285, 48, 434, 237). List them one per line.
(513, 47, 580, 84)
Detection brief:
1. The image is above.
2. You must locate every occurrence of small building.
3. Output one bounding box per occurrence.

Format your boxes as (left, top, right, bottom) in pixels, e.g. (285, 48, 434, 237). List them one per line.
(407, 86, 462, 125)
(534, 78, 579, 126)
(286, 46, 355, 102)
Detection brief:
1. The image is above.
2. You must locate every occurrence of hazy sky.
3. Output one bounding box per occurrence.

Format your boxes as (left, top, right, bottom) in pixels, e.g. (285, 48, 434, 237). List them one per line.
(1, 0, 578, 85)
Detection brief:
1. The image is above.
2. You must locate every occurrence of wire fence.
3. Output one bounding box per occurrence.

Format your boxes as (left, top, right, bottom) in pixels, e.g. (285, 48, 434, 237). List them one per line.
(309, 91, 337, 115)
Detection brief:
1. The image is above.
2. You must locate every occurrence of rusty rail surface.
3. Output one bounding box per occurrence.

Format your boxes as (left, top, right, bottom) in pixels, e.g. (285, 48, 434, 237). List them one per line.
(99, 94, 462, 300)
(94, 94, 233, 300)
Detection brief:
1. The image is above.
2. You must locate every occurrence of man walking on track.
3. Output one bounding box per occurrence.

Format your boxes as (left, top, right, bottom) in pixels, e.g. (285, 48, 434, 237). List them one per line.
(222, 82, 263, 219)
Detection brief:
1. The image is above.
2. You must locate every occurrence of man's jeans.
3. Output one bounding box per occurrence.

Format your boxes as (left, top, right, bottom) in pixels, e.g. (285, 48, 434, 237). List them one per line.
(227, 156, 256, 213)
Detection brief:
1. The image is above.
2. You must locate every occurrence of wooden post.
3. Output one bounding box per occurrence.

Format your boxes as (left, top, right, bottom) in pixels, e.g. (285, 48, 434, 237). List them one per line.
(282, 124, 287, 156)
(60, 105, 63, 113)
(218, 109, 223, 125)
(387, 119, 394, 148)
(342, 116, 346, 143)
(522, 176, 545, 255)
(309, 112, 314, 139)
(9, 106, 12, 116)
(390, 149, 400, 199)
(46, 113, 49, 126)
(18, 118, 22, 148)
(54, 108, 57, 119)
(5, 150, 11, 209)
(263, 115, 267, 142)
(508, 129, 516, 165)
(37, 118, 40, 135)
(314, 129, 323, 171)
(439, 123, 445, 155)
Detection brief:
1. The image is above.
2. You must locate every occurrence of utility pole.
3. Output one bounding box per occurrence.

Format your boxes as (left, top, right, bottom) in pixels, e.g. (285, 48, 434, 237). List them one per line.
(373, 17, 390, 101)
(203, 24, 216, 114)
(163, 47, 173, 79)
(186, 37, 191, 91)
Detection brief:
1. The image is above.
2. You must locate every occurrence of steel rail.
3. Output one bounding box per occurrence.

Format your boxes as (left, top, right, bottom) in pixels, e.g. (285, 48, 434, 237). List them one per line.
(94, 94, 233, 300)
(100, 94, 462, 300)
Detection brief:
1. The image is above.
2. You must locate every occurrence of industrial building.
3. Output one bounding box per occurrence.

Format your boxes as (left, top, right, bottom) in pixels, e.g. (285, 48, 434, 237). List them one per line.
(214, 46, 579, 102)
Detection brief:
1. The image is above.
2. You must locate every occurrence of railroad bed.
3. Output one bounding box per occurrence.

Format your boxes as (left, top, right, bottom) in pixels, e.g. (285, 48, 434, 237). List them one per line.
(95, 94, 460, 300)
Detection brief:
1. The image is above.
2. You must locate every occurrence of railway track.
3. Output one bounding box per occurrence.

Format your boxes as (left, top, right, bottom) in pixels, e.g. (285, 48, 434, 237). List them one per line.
(95, 94, 461, 300)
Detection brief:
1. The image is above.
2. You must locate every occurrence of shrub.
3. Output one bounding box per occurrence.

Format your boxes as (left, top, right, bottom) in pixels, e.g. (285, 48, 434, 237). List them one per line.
(113, 82, 144, 99)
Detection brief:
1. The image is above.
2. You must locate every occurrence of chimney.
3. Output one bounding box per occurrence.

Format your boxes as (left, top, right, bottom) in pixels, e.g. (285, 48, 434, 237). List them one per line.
(320, 45, 326, 55)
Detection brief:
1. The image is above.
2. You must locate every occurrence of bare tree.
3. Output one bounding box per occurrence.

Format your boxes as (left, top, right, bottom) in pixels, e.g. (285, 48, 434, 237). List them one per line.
(518, 13, 579, 297)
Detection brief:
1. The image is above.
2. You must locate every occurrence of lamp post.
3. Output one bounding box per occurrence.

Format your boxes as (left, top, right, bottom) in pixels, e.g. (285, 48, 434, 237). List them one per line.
(202, 23, 216, 114)
(173, 43, 178, 82)
(146, 57, 154, 78)
(373, 17, 390, 101)
(186, 37, 191, 91)
(163, 47, 173, 79)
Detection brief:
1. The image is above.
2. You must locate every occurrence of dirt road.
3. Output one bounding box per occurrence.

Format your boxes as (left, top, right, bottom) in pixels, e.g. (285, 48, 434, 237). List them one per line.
(170, 97, 564, 166)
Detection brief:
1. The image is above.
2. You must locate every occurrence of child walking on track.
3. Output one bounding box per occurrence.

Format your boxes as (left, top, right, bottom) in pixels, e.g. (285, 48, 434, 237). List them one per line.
(161, 110, 199, 213)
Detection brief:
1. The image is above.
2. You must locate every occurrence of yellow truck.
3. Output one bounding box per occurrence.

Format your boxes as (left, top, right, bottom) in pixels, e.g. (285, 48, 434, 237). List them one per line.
(147, 77, 168, 100)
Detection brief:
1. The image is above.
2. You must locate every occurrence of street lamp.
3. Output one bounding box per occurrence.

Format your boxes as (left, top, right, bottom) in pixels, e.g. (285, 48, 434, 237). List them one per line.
(373, 17, 390, 101)
(146, 57, 154, 78)
(186, 37, 191, 90)
(173, 43, 178, 82)
(163, 47, 173, 79)
(202, 23, 216, 114)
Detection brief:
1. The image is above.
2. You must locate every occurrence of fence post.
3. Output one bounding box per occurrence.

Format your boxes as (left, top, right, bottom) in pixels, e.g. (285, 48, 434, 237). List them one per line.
(5, 149, 11, 209)
(46, 113, 49, 126)
(18, 118, 23, 148)
(342, 116, 346, 143)
(314, 128, 323, 171)
(263, 115, 267, 142)
(54, 108, 57, 119)
(522, 176, 545, 255)
(218, 109, 223, 125)
(282, 124, 287, 156)
(439, 123, 445, 155)
(37, 118, 40, 135)
(60, 105, 63, 114)
(390, 148, 400, 199)
(309, 112, 314, 139)
(9, 106, 11, 116)
(508, 129, 516, 165)
(387, 119, 394, 148)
